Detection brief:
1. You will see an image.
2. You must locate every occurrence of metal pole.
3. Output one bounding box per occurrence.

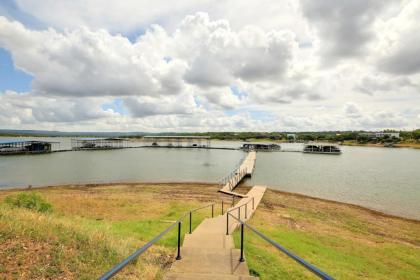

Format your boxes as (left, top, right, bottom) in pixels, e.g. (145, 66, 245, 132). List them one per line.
(240, 223, 245, 262)
(226, 214, 229, 235)
(245, 203, 248, 219)
(222, 201, 224, 215)
(189, 212, 192, 234)
(212, 204, 214, 218)
(176, 222, 182, 260)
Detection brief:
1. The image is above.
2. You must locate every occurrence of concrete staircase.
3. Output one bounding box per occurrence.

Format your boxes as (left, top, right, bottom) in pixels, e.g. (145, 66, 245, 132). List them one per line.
(164, 186, 266, 280)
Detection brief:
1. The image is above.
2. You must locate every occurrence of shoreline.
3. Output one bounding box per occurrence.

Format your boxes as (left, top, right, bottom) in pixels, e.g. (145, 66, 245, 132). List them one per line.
(2, 181, 419, 223)
(340, 141, 420, 149)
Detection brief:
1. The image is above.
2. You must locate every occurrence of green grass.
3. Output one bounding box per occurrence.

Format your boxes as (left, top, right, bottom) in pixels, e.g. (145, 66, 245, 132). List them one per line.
(1, 185, 419, 279)
(4, 192, 52, 213)
(234, 225, 420, 279)
(0, 184, 219, 279)
(232, 189, 420, 280)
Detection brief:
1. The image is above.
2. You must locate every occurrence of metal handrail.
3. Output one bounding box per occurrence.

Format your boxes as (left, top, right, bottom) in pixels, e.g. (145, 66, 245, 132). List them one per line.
(227, 196, 254, 214)
(226, 196, 255, 234)
(227, 212, 335, 280)
(220, 154, 247, 186)
(99, 202, 216, 280)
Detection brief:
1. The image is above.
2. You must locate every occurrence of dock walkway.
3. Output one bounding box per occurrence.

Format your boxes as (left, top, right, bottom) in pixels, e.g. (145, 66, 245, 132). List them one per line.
(164, 186, 267, 280)
(219, 151, 256, 197)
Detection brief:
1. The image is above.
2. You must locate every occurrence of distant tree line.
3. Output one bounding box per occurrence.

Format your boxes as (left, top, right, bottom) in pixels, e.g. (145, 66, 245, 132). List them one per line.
(176, 130, 420, 143)
(2, 129, 420, 142)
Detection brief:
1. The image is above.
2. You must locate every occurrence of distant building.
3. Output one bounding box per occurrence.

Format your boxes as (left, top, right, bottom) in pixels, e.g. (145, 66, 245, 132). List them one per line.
(375, 132, 400, 138)
(361, 132, 400, 139)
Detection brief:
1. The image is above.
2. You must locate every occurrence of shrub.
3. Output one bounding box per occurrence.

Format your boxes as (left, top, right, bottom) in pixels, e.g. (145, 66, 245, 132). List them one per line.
(4, 192, 53, 213)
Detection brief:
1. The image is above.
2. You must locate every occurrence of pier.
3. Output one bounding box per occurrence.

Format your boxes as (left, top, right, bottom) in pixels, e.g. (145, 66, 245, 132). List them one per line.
(100, 150, 334, 280)
(219, 151, 257, 196)
(143, 135, 211, 148)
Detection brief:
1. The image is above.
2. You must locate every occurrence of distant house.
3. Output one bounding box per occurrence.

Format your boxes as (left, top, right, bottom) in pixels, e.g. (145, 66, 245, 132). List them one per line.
(361, 132, 400, 139)
(375, 132, 400, 138)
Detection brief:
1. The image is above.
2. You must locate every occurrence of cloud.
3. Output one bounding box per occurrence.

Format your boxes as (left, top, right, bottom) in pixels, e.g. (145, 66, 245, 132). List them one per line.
(0, 3, 419, 132)
(179, 13, 297, 87)
(343, 102, 362, 118)
(355, 75, 415, 95)
(376, 1, 420, 75)
(300, 0, 392, 63)
(0, 17, 190, 98)
(123, 94, 200, 118)
(0, 91, 118, 124)
(0, 14, 297, 98)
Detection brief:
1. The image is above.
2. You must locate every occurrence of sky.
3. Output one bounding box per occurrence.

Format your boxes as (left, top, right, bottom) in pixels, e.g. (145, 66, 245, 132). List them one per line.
(0, 0, 419, 132)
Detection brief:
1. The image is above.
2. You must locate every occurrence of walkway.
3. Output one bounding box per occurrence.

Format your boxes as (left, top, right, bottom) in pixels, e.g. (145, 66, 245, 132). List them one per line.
(164, 186, 266, 280)
(219, 151, 257, 197)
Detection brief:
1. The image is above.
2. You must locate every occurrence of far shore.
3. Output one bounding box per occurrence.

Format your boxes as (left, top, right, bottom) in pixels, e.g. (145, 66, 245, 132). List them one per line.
(1, 181, 418, 222)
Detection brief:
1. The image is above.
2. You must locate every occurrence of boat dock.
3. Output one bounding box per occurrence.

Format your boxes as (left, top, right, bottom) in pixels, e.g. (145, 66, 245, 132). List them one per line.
(219, 151, 257, 197)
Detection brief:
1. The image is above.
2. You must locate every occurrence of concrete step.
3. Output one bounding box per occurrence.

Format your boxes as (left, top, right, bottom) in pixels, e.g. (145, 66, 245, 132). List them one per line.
(164, 272, 259, 280)
(164, 272, 258, 280)
(168, 248, 251, 276)
(168, 247, 233, 274)
(183, 233, 233, 249)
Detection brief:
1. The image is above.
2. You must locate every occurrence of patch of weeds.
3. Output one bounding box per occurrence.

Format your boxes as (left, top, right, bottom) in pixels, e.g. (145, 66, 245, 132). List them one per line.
(4, 192, 53, 213)
(249, 268, 260, 277)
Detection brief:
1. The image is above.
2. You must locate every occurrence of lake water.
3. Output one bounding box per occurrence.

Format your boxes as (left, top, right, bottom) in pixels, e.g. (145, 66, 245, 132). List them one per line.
(0, 137, 419, 220)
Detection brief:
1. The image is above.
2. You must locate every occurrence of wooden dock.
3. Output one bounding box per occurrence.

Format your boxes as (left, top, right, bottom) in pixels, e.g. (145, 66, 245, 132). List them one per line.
(219, 151, 256, 197)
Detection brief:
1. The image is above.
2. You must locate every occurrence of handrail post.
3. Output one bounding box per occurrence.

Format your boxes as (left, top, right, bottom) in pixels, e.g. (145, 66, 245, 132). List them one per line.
(189, 212, 192, 234)
(238, 207, 241, 220)
(211, 204, 214, 218)
(239, 223, 245, 262)
(176, 222, 182, 260)
(222, 201, 224, 215)
(226, 214, 229, 235)
(252, 197, 255, 210)
(245, 203, 248, 219)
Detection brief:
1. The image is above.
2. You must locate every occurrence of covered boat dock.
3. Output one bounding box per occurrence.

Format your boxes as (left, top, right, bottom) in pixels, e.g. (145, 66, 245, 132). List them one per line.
(71, 138, 128, 150)
(303, 143, 341, 154)
(143, 136, 211, 148)
(241, 143, 281, 151)
(0, 140, 58, 155)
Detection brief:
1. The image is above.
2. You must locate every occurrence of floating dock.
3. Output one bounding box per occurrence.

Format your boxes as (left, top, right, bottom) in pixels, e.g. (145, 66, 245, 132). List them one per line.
(0, 140, 59, 155)
(219, 151, 256, 197)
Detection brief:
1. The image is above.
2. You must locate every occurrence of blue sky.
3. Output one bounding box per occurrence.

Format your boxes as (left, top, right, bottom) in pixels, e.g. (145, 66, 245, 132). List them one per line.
(0, 47, 33, 92)
(0, 1, 419, 131)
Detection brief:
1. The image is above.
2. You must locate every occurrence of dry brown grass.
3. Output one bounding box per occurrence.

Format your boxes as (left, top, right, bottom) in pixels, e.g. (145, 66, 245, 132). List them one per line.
(1, 183, 419, 279)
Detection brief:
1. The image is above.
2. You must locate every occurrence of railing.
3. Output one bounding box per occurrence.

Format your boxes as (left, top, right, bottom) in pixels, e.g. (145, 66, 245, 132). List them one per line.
(226, 212, 335, 280)
(220, 167, 248, 191)
(219, 153, 248, 187)
(226, 196, 255, 234)
(99, 203, 216, 280)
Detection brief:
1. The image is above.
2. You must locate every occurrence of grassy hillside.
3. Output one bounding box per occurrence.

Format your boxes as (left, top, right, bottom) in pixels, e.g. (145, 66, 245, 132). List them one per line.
(233, 188, 420, 279)
(0, 184, 221, 279)
(1, 184, 419, 279)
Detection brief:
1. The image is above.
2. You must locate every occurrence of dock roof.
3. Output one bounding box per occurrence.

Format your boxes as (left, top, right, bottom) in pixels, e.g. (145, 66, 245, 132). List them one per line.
(0, 140, 58, 144)
(143, 136, 210, 139)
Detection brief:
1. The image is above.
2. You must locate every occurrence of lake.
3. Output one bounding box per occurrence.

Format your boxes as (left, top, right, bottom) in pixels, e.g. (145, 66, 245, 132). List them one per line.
(0, 137, 419, 220)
